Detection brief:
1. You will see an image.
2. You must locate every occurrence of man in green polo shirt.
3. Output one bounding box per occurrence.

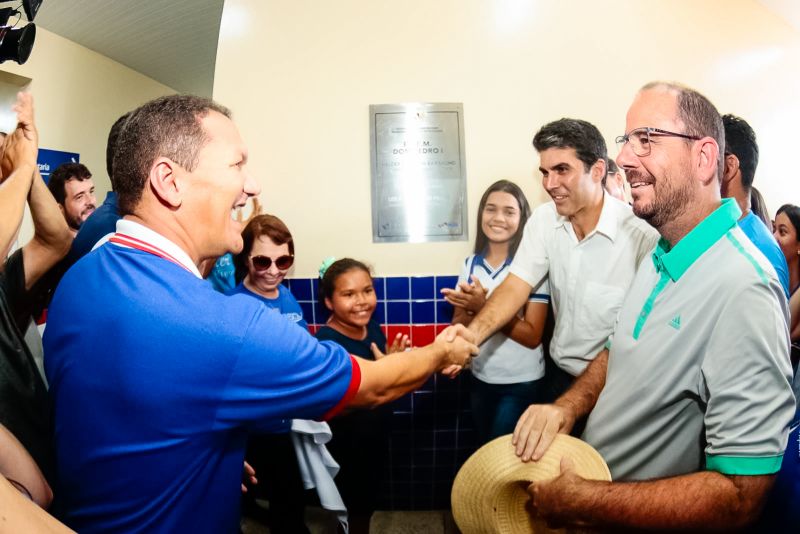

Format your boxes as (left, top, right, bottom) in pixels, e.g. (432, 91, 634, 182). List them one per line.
(511, 82, 795, 531)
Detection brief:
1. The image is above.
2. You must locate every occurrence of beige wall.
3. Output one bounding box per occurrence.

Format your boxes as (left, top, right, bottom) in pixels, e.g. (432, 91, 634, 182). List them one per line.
(3, 27, 174, 244)
(215, 0, 800, 277)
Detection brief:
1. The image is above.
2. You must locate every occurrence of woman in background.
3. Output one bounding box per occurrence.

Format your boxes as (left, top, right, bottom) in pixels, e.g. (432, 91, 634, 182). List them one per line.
(229, 214, 309, 534)
(773, 203, 800, 370)
(229, 214, 306, 330)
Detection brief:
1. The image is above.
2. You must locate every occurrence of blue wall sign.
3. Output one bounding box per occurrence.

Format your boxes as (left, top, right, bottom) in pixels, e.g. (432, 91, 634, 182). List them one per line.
(38, 148, 80, 184)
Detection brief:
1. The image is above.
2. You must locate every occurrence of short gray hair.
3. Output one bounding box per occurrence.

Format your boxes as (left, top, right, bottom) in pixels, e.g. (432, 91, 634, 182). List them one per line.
(113, 94, 232, 215)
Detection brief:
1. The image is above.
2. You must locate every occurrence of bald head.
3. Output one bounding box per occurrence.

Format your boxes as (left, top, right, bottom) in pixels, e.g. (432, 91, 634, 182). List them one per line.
(639, 82, 725, 179)
(617, 82, 725, 243)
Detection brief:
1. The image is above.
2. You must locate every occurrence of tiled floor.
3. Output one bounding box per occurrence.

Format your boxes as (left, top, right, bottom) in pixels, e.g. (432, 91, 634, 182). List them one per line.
(241, 505, 461, 534)
(371, 510, 460, 533)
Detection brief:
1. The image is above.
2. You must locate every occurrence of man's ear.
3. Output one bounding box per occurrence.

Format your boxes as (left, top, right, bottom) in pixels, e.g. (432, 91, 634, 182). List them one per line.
(723, 153, 739, 183)
(324, 297, 334, 312)
(148, 157, 182, 209)
(592, 158, 607, 184)
(696, 137, 720, 186)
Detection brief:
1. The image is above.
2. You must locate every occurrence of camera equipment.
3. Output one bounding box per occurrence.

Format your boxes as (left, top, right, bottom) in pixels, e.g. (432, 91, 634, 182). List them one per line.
(0, 0, 41, 64)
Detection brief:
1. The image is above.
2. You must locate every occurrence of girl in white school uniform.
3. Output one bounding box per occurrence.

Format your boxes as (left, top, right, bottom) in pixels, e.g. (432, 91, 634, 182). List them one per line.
(442, 180, 549, 445)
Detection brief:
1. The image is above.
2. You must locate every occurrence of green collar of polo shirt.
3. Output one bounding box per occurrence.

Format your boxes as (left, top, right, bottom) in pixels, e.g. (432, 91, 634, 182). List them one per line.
(632, 198, 741, 340)
(652, 198, 741, 282)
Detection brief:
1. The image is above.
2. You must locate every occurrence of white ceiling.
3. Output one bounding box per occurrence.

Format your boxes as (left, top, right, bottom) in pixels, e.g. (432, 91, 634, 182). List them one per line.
(22, 1, 800, 99)
(34, 0, 225, 96)
(758, 0, 800, 33)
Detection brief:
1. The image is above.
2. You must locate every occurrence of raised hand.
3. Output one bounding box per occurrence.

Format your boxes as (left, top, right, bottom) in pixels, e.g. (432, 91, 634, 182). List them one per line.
(12, 92, 36, 143)
(369, 342, 388, 360)
(440, 275, 488, 314)
(386, 332, 411, 354)
(1, 92, 38, 181)
(235, 196, 262, 225)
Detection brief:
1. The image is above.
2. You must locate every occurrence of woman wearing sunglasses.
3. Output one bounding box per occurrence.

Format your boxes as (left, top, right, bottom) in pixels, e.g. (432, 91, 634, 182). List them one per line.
(228, 214, 310, 533)
(229, 214, 305, 330)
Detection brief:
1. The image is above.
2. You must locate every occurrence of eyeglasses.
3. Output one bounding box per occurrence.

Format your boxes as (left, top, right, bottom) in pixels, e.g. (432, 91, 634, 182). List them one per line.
(615, 127, 701, 157)
(250, 254, 294, 271)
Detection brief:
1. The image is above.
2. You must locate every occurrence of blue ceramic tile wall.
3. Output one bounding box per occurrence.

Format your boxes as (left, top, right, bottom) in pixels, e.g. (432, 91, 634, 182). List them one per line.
(287, 274, 475, 510)
(386, 277, 411, 300)
(411, 276, 435, 299)
(373, 277, 385, 300)
(291, 274, 459, 331)
(379, 373, 474, 510)
(435, 275, 459, 296)
(288, 278, 313, 301)
(387, 301, 411, 324)
(411, 300, 435, 324)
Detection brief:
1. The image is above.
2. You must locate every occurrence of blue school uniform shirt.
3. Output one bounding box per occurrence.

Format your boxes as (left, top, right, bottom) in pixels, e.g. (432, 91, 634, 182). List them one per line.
(226, 282, 308, 331)
(43, 220, 359, 534)
(739, 211, 789, 297)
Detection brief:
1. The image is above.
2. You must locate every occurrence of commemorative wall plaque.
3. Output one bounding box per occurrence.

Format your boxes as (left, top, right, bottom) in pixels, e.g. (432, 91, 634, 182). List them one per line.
(370, 103, 467, 243)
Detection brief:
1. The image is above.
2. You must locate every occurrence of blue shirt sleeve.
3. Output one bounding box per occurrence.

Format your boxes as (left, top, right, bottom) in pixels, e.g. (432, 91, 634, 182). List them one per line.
(215, 300, 356, 432)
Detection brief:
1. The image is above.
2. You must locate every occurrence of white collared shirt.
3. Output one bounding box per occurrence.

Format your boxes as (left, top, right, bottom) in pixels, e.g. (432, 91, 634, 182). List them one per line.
(510, 194, 659, 376)
(100, 219, 203, 278)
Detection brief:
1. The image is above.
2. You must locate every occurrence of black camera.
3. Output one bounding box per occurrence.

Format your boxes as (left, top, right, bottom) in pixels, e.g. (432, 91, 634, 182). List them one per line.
(0, 0, 42, 65)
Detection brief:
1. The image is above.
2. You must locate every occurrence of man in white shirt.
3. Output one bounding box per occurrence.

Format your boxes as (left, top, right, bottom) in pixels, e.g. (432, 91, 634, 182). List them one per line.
(605, 159, 628, 203)
(460, 118, 658, 401)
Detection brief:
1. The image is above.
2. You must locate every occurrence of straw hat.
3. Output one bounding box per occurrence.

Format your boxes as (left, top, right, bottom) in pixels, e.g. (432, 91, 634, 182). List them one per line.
(451, 434, 611, 533)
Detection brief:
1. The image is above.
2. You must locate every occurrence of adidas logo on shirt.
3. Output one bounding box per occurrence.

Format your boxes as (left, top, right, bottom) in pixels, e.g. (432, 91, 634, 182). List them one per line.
(668, 315, 681, 330)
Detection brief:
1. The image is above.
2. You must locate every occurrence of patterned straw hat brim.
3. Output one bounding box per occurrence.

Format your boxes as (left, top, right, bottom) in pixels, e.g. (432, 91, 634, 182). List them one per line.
(451, 434, 611, 533)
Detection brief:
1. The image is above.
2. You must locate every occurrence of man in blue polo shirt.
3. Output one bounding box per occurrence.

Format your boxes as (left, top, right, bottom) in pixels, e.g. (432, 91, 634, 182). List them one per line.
(721, 113, 789, 296)
(43, 95, 477, 534)
(512, 82, 795, 531)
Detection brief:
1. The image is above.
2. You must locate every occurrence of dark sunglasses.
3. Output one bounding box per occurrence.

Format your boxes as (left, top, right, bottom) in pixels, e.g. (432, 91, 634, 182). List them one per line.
(250, 254, 294, 271)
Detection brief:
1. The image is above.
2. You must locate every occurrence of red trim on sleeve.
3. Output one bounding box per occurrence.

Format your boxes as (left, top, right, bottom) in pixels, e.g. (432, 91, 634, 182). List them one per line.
(321, 355, 361, 420)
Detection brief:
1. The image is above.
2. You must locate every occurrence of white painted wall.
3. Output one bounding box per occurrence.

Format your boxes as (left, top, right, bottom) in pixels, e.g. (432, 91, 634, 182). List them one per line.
(213, 0, 800, 277)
